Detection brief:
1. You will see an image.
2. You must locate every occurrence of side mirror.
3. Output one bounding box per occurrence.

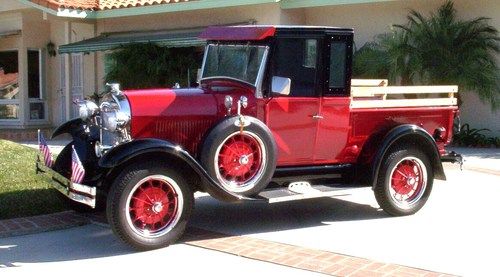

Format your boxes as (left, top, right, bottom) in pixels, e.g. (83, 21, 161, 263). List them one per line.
(271, 76, 291, 96)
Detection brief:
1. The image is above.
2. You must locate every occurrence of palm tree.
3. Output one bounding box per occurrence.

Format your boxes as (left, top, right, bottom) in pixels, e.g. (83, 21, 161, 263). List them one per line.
(353, 1, 500, 108)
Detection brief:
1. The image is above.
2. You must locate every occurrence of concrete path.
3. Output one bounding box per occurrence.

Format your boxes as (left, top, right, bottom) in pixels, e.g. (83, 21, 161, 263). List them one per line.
(0, 224, 324, 277)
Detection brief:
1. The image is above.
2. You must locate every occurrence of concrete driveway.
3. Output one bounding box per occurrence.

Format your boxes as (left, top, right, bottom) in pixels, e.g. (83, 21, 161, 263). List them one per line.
(1, 147, 499, 276)
(191, 164, 500, 276)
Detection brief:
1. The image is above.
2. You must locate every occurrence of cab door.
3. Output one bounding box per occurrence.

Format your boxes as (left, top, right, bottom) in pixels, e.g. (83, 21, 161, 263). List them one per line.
(314, 33, 353, 163)
(265, 37, 322, 166)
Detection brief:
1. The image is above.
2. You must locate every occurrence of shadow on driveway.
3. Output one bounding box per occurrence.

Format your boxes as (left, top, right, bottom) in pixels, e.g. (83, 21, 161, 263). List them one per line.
(190, 194, 388, 236)
(0, 194, 386, 267)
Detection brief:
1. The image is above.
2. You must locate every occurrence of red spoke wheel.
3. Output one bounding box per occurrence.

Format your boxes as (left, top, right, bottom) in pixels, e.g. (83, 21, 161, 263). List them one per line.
(201, 116, 277, 196)
(215, 131, 266, 192)
(126, 175, 181, 238)
(388, 157, 427, 207)
(375, 147, 433, 216)
(107, 162, 193, 250)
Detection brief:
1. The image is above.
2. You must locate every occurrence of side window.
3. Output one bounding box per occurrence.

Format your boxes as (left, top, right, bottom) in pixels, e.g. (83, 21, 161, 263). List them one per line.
(329, 42, 347, 89)
(273, 38, 319, 97)
(328, 35, 352, 95)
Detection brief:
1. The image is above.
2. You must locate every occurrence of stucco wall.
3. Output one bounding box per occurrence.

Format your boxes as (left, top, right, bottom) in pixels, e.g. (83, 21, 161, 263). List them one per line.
(304, 0, 500, 135)
(0, 0, 27, 13)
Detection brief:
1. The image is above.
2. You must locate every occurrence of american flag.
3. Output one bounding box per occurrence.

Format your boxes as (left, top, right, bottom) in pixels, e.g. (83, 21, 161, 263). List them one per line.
(71, 145, 85, 184)
(38, 130, 53, 168)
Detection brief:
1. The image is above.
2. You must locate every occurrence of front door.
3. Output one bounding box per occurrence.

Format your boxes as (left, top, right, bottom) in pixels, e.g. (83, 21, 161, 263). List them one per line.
(265, 37, 322, 166)
(314, 34, 353, 163)
(71, 53, 84, 118)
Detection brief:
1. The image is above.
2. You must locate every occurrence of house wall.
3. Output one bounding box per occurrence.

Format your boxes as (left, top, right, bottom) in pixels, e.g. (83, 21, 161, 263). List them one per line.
(304, 0, 500, 135)
(0, 0, 27, 13)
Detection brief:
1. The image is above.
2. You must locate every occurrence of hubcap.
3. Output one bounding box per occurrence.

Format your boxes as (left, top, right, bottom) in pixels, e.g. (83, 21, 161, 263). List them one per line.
(214, 131, 266, 192)
(125, 175, 183, 238)
(389, 156, 427, 208)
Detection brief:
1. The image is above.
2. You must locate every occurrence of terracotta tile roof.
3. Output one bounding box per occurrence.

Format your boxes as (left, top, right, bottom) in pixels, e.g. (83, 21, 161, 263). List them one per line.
(99, 0, 192, 10)
(28, 0, 193, 11)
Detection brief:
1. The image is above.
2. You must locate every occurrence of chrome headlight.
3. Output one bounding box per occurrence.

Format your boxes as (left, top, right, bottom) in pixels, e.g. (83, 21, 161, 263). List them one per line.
(102, 110, 130, 132)
(100, 91, 131, 132)
(78, 100, 99, 120)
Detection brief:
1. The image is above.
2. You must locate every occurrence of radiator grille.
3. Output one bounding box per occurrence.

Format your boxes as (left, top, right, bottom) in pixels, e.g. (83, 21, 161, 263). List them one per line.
(155, 119, 215, 154)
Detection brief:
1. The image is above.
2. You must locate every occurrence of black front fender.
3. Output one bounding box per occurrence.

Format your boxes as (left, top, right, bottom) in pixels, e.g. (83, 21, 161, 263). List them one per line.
(52, 118, 84, 139)
(371, 124, 446, 188)
(99, 138, 249, 203)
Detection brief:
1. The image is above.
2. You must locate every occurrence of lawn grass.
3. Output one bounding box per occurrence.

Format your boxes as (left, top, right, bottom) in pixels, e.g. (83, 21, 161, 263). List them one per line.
(0, 139, 67, 219)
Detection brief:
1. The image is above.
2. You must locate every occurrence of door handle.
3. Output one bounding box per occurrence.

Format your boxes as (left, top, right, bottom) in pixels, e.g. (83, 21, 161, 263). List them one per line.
(312, 114, 324, 120)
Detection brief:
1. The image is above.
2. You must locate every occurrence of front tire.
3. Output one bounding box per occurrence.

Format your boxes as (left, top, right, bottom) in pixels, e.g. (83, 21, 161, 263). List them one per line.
(107, 161, 193, 250)
(374, 147, 433, 216)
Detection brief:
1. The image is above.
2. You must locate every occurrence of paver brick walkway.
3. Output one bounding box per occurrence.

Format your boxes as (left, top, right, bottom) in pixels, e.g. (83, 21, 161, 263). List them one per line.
(0, 212, 455, 277)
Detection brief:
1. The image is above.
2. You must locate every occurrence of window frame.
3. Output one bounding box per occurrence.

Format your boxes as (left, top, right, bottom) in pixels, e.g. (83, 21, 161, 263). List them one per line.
(27, 48, 47, 122)
(0, 48, 21, 122)
(269, 35, 324, 98)
(324, 33, 353, 96)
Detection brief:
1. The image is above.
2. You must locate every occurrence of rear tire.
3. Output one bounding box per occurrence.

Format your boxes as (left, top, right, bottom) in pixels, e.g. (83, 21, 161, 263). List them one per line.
(374, 147, 433, 216)
(107, 161, 193, 250)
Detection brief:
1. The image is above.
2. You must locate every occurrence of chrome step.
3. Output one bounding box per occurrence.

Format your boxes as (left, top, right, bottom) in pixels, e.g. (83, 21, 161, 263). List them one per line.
(257, 183, 358, 203)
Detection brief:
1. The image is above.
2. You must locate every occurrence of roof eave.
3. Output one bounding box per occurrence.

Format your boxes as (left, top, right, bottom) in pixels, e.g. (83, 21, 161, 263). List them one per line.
(19, 0, 281, 19)
(281, 0, 400, 9)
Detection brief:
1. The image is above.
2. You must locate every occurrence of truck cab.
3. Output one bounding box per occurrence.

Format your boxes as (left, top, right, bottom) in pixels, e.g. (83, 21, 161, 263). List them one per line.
(36, 25, 462, 250)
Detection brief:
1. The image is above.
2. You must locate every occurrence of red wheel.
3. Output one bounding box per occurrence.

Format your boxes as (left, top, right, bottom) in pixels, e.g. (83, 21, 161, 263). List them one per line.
(389, 157, 427, 208)
(215, 131, 266, 192)
(126, 175, 182, 238)
(375, 147, 433, 216)
(201, 116, 277, 196)
(107, 162, 193, 250)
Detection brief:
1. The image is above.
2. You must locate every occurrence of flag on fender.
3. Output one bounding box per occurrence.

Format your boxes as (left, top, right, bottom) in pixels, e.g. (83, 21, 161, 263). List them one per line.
(38, 130, 53, 168)
(71, 145, 85, 184)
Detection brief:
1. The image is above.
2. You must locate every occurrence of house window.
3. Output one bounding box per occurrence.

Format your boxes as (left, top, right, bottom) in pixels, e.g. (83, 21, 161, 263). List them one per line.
(0, 50, 19, 120)
(27, 49, 45, 120)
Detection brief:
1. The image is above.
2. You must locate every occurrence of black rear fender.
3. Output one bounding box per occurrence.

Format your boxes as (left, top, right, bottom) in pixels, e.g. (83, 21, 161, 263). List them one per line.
(99, 138, 246, 203)
(360, 124, 446, 189)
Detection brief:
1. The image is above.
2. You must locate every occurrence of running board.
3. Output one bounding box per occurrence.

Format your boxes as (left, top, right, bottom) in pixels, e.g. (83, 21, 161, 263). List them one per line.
(257, 183, 360, 203)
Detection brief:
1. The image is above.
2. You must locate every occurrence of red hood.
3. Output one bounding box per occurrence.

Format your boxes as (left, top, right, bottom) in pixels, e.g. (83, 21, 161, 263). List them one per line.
(123, 87, 219, 153)
(124, 87, 217, 118)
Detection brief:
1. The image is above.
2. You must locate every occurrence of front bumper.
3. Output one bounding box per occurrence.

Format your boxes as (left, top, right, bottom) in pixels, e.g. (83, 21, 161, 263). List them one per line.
(36, 154, 96, 208)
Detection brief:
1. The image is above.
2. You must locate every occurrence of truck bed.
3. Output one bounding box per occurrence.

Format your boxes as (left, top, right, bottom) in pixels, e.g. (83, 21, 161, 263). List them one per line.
(349, 79, 458, 156)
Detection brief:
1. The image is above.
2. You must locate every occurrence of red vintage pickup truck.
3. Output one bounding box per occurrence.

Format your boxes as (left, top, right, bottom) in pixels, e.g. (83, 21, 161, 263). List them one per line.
(37, 25, 462, 250)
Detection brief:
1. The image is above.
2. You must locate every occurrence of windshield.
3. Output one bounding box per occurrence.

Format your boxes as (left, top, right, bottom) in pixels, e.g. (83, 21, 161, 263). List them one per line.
(201, 44, 268, 86)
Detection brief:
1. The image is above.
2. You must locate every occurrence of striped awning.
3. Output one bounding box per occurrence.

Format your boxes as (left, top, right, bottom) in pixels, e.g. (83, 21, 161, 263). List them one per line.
(58, 28, 205, 54)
